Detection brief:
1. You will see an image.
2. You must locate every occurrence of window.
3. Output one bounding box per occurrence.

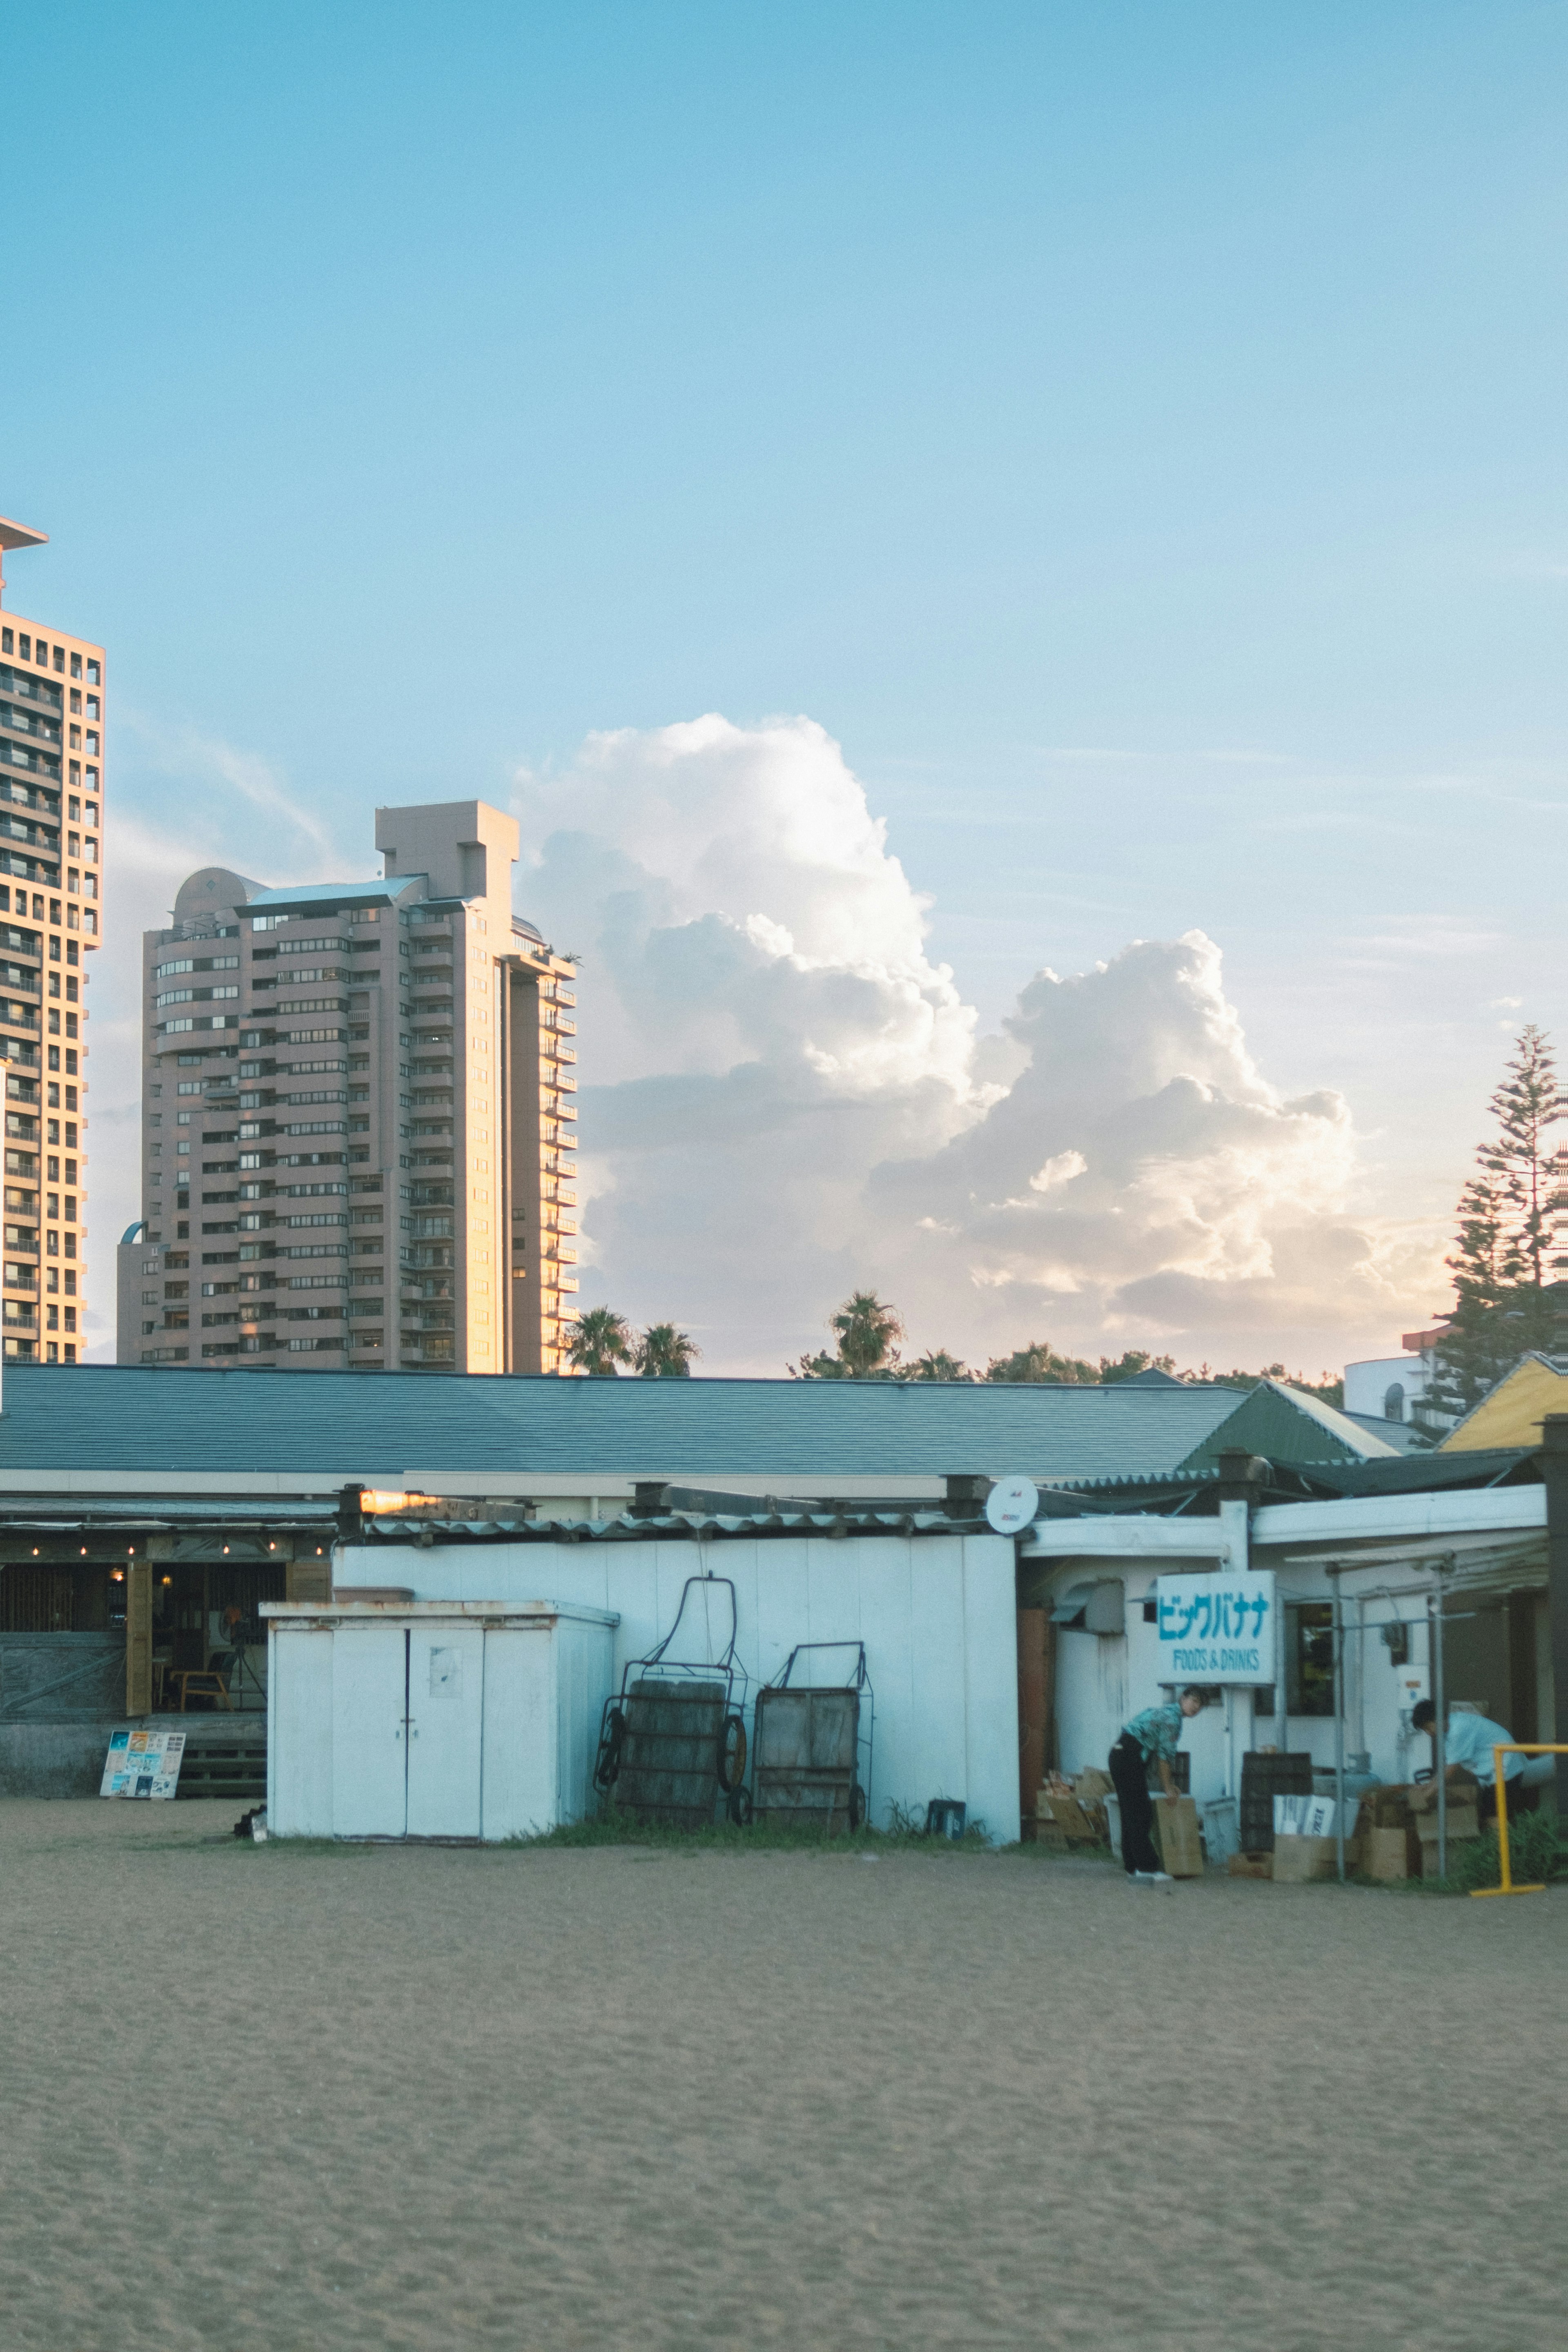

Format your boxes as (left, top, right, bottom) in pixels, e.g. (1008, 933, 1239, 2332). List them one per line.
(1252, 1604, 1335, 1720)
(70, 655, 81, 681)
(86, 662, 99, 686)
(1383, 1382, 1405, 1423)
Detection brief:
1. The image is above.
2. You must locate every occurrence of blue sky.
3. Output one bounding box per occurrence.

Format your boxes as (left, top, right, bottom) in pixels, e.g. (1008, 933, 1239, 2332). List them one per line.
(5, 3, 1566, 1366)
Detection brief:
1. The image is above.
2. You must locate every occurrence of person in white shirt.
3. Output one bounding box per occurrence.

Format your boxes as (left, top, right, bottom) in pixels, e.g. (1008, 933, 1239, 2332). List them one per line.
(1410, 1700, 1533, 1824)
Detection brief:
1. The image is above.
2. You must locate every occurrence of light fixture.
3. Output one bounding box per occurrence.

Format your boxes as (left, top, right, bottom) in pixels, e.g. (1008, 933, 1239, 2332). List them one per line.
(160, 1575, 172, 1587)
(111, 1570, 124, 1584)
(222, 1545, 229, 1556)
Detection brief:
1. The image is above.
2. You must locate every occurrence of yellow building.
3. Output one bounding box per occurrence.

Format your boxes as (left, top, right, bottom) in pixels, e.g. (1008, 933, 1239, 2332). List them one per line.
(1439, 1352, 1568, 1452)
(0, 514, 106, 1367)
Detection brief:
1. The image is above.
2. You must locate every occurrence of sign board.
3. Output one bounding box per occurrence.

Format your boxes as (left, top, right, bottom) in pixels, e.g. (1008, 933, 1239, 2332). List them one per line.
(100, 1728, 186, 1800)
(985, 1477, 1039, 1535)
(1154, 1570, 1276, 1686)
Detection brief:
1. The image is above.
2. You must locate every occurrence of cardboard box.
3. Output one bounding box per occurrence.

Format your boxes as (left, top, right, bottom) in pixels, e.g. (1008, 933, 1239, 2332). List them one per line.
(1366, 1786, 1413, 1828)
(1368, 1824, 1420, 1881)
(1270, 1833, 1339, 1883)
(1153, 1795, 1203, 1877)
(1037, 1793, 1105, 1843)
(1073, 1768, 1114, 1801)
(1415, 1805, 1479, 1846)
(1414, 1809, 1481, 1875)
(1228, 1850, 1272, 1879)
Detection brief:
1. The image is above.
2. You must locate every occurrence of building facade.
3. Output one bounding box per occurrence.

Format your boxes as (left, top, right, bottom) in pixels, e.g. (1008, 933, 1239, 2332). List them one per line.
(0, 514, 107, 1367)
(116, 798, 577, 1374)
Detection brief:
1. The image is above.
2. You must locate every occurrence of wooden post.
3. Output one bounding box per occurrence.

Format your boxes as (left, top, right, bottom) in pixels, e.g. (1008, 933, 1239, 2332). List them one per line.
(1542, 1415, 1568, 1816)
(286, 1555, 332, 1604)
(1017, 1608, 1048, 1822)
(125, 1561, 152, 1716)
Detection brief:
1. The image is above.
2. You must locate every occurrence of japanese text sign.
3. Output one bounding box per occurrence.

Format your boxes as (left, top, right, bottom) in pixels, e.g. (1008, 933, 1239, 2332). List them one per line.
(1154, 1570, 1276, 1686)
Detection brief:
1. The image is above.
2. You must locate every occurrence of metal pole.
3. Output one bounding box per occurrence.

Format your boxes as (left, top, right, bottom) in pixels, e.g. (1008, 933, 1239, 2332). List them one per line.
(1332, 1572, 1345, 1882)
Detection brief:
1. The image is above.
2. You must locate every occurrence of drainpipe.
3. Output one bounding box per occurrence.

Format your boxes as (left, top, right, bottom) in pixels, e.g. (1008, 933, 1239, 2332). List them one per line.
(1543, 1414, 1568, 1816)
(1214, 1450, 1266, 1797)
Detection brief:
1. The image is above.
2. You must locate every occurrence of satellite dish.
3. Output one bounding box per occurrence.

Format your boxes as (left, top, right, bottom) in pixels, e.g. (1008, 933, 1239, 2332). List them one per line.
(985, 1476, 1039, 1535)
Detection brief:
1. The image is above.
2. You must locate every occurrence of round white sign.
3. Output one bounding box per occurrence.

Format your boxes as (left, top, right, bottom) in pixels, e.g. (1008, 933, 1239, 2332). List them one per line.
(984, 1476, 1039, 1535)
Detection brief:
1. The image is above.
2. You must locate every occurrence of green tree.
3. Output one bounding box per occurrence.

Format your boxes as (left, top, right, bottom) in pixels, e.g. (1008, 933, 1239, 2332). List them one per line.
(635, 1322, 699, 1378)
(1096, 1349, 1178, 1385)
(565, 1305, 635, 1376)
(791, 1290, 904, 1379)
(1430, 1028, 1568, 1419)
(983, 1340, 1099, 1384)
(907, 1348, 971, 1382)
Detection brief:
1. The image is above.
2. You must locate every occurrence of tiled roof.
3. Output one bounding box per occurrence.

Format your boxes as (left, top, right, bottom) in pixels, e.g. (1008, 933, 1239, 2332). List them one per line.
(0, 1365, 1254, 1481)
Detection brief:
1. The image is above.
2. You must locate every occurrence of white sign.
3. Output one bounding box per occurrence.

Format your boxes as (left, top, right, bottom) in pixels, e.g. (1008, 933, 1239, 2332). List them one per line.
(100, 1728, 186, 1800)
(1154, 1570, 1276, 1686)
(985, 1477, 1039, 1535)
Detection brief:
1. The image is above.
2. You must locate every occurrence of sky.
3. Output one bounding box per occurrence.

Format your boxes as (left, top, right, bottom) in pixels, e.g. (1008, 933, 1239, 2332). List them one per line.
(3, 2, 1565, 1376)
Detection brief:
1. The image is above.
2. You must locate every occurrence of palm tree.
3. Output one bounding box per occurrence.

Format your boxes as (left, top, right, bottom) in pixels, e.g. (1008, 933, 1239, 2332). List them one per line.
(635, 1323, 700, 1378)
(830, 1291, 904, 1378)
(908, 1349, 971, 1382)
(565, 1306, 634, 1376)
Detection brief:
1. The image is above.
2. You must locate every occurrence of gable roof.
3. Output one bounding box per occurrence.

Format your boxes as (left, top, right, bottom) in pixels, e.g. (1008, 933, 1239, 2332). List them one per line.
(1439, 1354, 1568, 1453)
(1175, 1379, 1399, 1473)
(0, 1364, 1396, 1485)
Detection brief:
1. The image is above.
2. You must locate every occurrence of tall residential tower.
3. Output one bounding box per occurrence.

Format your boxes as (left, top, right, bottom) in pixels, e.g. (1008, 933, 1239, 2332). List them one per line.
(117, 799, 578, 1373)
(0, 515, 106, 1367)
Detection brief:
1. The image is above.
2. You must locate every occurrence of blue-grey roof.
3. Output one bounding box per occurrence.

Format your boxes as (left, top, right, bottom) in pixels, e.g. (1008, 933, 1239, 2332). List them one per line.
(0, 1366, 1377, 1481)
(242, 878, 425, 916)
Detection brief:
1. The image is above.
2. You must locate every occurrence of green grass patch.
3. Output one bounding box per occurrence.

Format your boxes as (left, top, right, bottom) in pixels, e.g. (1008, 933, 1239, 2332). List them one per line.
(506, 1802, 999, 1855)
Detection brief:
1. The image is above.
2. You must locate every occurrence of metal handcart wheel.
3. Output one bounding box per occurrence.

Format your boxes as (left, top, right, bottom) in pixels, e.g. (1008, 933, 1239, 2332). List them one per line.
(717, 1711, 748, 1793)
(593, 1706, 626, 1792)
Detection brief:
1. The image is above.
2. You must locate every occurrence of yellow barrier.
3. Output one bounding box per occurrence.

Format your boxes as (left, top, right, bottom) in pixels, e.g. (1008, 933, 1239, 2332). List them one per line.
(1470, 1744, 1568, 1898)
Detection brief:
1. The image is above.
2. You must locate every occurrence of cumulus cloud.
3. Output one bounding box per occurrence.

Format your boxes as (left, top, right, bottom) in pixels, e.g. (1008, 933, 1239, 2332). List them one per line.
(514, 717, 1443, 1375)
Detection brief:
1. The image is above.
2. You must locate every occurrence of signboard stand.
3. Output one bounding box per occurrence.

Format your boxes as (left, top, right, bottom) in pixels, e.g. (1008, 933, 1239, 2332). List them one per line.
(100, 1728, 187, 1800)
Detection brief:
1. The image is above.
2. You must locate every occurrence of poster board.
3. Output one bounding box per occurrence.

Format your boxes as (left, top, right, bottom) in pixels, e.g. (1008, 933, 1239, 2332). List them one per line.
(100, 1728, 186, 1800)
(1154, 1570, 1277, 1686)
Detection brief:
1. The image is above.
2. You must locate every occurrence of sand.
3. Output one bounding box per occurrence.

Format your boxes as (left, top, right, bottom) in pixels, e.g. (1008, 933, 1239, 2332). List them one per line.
(0, 1801, 1561, 2351)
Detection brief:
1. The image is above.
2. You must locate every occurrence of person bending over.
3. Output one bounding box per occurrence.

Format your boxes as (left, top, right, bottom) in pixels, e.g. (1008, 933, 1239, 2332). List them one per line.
(1109, 1687, 1208, 1889)
(1410, 1699, 1535, 1825)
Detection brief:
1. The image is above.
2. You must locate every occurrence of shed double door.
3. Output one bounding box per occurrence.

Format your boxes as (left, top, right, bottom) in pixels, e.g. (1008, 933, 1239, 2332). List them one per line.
(331, 1624, 485, 1838)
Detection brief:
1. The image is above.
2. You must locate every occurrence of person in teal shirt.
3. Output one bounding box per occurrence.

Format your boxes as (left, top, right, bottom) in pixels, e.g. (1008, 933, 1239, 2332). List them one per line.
(1108, 1688, 1209, 1887)
(1411, 1701, 1535, 1824)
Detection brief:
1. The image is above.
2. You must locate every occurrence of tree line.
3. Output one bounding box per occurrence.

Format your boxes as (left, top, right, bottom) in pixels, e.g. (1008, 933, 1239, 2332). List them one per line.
(561, 1290, 1340, 1399)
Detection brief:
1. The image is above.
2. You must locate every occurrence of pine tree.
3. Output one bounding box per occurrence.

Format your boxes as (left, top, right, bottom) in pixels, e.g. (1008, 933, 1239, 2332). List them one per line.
(1429, 1029, 1567, 1422)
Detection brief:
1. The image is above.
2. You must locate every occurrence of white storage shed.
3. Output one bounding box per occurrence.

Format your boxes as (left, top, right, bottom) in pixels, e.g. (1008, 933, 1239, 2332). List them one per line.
(330, 1529, 1022, 1842)
(263, 1597, 618, 1841)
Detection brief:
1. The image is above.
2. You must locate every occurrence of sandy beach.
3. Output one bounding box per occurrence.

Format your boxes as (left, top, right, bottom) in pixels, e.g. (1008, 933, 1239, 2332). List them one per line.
(0, 1800, 1560, 2351)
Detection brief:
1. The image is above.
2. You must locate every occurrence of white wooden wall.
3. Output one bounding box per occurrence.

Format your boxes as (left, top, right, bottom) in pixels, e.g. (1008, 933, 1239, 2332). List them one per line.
(336, 1534, 1022, 1841)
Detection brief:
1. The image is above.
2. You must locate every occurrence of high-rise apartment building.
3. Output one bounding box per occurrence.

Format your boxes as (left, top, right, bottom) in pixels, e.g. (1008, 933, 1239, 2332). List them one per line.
(0, 514, 106, 1368)
(116, 800, 578, 1374)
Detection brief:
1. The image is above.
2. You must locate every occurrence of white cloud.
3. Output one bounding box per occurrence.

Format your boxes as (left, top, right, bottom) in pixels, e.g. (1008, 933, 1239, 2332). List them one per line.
(512, 717, 1446, 1375)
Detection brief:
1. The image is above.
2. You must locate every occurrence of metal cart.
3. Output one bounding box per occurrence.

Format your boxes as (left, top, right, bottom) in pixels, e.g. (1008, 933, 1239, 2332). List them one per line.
(592, 1575, 752, 1828)
(752, 1642, 873, 1834)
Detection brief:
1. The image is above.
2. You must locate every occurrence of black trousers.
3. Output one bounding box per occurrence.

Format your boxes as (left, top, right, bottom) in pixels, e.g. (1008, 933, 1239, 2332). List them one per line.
(1109, 1734, 1163, 1875)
